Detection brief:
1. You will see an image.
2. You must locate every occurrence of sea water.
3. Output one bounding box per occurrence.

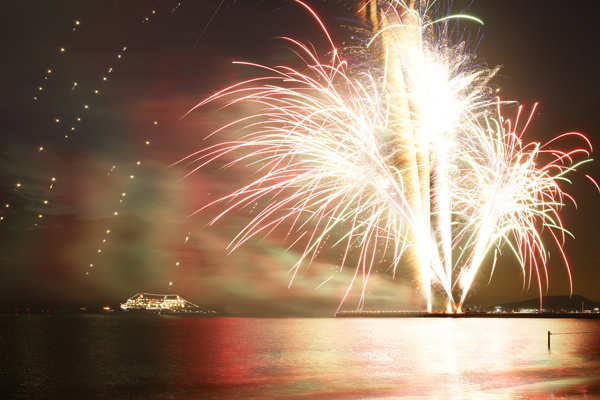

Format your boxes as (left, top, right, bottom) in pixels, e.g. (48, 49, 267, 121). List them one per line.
(1, 313, 599, 399)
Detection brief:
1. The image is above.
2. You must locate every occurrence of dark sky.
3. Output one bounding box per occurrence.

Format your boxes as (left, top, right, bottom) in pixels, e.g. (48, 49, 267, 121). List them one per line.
(0, 0, 598, 315)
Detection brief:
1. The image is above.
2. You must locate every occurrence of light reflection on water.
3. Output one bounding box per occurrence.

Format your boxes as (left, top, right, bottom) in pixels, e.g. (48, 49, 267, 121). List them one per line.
(1, 314, 599, 399)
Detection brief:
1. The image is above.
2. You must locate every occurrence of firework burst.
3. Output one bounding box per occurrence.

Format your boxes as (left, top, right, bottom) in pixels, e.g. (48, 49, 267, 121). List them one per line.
(178, 0, 593, 312)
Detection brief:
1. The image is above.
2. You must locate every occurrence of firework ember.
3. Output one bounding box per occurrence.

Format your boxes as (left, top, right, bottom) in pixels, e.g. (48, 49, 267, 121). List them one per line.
(179, 0, 593, 312)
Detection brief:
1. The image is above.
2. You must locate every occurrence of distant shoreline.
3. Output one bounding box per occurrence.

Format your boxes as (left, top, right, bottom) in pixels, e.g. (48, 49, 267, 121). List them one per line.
(335, 311, 600, 318)
(4, 310, 600, 319)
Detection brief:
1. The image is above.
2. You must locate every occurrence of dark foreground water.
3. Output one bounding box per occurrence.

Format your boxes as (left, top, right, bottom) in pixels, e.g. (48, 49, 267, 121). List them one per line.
(1, 314, 600, 399)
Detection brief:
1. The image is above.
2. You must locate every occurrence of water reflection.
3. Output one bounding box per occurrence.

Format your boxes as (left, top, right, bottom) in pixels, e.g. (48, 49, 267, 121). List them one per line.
(1, 314, 599, 399)
(161, 317, 600, 399)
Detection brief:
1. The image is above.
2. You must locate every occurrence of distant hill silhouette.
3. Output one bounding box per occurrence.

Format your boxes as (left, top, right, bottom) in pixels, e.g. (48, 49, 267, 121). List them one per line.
(485, 295, 600, 313)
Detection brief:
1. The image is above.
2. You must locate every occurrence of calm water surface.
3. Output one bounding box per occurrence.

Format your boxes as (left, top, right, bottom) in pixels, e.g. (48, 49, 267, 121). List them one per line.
(1, 314, 599, 399)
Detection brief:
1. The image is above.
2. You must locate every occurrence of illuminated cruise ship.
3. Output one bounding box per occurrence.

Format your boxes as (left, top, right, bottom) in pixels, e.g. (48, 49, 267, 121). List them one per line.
(120, 293, 199, 312)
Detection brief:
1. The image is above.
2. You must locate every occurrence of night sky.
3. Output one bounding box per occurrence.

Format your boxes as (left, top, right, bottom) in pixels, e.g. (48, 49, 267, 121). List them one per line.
(1, 0, 598, 315)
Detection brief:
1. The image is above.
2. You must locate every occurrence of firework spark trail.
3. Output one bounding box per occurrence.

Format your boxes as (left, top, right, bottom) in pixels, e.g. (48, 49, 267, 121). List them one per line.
(362, 0, 502, 310)
(178, 32, 420, 310)
(179, 0, 594, 312)
(451, 103, 593, 310)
